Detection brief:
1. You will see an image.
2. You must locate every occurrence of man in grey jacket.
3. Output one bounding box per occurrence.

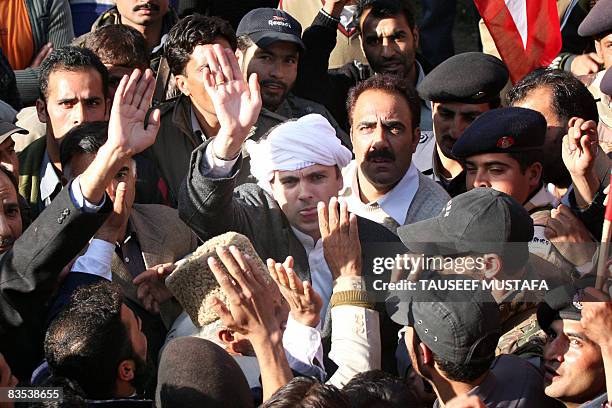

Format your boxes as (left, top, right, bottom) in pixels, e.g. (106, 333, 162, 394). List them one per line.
(178, 44, 402, 374)
(340, 74, 449, 234)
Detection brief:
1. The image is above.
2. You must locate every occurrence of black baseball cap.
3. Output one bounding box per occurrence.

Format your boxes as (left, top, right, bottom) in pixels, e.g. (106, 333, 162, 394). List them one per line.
(0, 121, 27, 145)
(236, 8, 305, 51)
(396, 188, 533, 261)
(388, 277, 501, 365)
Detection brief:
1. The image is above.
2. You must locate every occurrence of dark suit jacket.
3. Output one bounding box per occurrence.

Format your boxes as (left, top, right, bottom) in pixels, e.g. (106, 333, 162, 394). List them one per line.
(179, 140, 402, 374)
(0, 183, 111, 381)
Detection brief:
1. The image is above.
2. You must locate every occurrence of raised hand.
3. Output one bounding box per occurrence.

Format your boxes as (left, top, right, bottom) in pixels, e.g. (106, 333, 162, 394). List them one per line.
(318, 197, 362, 279)
(203, 45, 262, 160)
(133, 263, 176, 314)
(94, 181, 130, 244)
(562, 117, 600, 206)
(207, 245, 282, 340)
(562, 117, 598, 177)
(268, 256, 323, 328)
(107, 68, 161, 156)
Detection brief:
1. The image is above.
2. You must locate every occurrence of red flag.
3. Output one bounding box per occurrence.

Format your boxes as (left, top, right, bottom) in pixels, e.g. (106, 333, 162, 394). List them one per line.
(474, 0, 562, 84)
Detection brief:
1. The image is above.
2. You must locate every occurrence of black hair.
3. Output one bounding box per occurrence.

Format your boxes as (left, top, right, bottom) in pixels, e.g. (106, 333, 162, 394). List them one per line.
(261, 377, 350, 408)
(44, 281, 137, 399)
(343, 370, 421, 408)
(236, 34, 254, 53)
(508, 68, 599, 124)
(59, 121, 108, 170)
(347, 74, 421, 129)
(0, 164, 18, 194)
(39, 46, 109, 101)
(355, 0, 416, 32)
(165, 14, 237, 76)
(83, 24, 149, 69)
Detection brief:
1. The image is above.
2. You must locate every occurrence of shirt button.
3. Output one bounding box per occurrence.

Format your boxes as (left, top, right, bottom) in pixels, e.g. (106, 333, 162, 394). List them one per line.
(124, 257, 130, 263)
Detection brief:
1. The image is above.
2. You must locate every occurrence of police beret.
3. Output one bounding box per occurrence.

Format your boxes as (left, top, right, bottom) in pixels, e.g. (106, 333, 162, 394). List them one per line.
(578, 0, 612, 37)
(417, 52, 509, 103)
(601, 68, 612, 96)
(451, 107, 546, 159)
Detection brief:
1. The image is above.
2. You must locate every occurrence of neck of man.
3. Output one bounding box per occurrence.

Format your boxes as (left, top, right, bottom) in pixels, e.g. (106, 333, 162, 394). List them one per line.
(435, 144, 463, 179)
(45, 132, 62, 173)
(434, 371, 488, 407)
(193, 102, 221, 137)
(356, 169, 394, 203)
(125, 20, 163, 54)
(114, 380, 136, 399)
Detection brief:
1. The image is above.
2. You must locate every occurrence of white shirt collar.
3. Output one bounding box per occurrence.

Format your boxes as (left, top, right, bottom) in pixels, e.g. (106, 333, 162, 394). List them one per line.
(290, 226, 320, 253)
(190, 105, 206, 141)
(39, 149, 61, 202)
(525, 185, 558, 211)
(340, 160, 420, 225)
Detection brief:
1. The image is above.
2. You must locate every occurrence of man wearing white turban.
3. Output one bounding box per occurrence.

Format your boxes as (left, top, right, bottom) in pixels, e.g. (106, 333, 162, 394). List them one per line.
(178, 44, 397, 320)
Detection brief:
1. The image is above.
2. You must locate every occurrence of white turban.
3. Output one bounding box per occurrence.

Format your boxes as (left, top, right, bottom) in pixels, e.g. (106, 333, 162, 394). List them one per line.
(245, 114, 352, 192)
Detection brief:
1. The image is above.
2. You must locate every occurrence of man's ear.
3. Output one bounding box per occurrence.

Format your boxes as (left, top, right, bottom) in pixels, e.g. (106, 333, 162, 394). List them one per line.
(117, 360, 135, 382)
(412, 26, 420, 49)
(482, 253, 503, 279)
(419, 341, 434, 366)
(217, 327, 235, 345)
(174, 74, 190, 97)
(36, 98, 49, 124)
(411, 126, 421, 154)
(236, 48, 245, 70)
(527, 162, 543, 189)
(595, 39, 603, 60)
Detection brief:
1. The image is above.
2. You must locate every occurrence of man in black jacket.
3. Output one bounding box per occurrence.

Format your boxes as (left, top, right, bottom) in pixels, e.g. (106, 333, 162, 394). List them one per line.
(0, 68, 160, 381)
(293, 0, 432, 132)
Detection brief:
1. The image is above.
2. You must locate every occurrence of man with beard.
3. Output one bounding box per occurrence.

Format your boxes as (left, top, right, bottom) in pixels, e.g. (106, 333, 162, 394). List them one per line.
(293, 0, 432, 132)
(235, 8, 349, 147)
(340, 74, 449, 234)
(412, 52, 508, 197)
(45, 281, 154, 402)
(151, 14, 348, 206)
(0, 166, 22, 254)
(89, 0, 178, 70)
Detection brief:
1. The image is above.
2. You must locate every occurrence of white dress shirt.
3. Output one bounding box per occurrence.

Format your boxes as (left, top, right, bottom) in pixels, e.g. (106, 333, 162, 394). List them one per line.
(339, 159, 420, 226)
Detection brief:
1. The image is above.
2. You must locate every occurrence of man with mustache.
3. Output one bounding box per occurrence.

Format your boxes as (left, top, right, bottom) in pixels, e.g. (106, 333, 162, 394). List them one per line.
(412, 52, 509, 197)
(292, 0, 431, 132)
(178, 45, 402, 372)
(339, 74, 449, 234)
(89, 0, 177, 70)
(537, 284, 610, 407)
(235, 8, 349, 147)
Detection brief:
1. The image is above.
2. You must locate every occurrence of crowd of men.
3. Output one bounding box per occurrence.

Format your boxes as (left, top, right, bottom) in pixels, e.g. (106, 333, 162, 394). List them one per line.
(0, 0, 612, 407)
